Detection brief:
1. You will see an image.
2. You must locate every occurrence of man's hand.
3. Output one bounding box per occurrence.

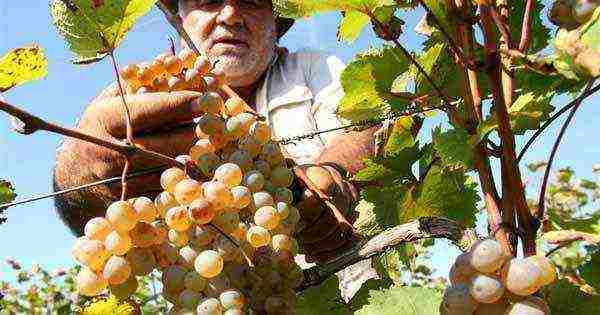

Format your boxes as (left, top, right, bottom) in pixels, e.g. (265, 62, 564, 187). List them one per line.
(54, 84, 207, 235)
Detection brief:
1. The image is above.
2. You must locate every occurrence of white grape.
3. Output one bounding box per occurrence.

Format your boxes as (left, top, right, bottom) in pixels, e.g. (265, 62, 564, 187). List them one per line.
(225, 97, 246, 116)
(203, 181, 234, 210)
(228, 150, 253, 172)
(130, 222, 158, 248)
(161, 167, 187, 193)
(275, 202, 290, 220)
(184, 270, 207, 292)
(84, 217, 113, 241)
(154, 191, 178, 218)
(198, 114, 225, 136)
(206, 274, 232, 297)
(110, 275, 138, 300)
(72, 237, 110, 271)
(133, 196, 158, 223)
(254, 206, 280, 230)
(252, 192, 275, 209)
(450, 252, 477, 285)
(441, 283, 478, 314)
(195, 250, 224, 278)
(104, 230, 132, 256)
(126, 247, 156, 276)
(103, 255, 132, 285)
(246, 226, 271, 248)
(174, 178, 203, 205)
(179, 245, 200, 269)
(190, 139, 216, 161)
(197, 297, 223, 315)
(76, 267, 108, 296)
(249, 121, 270, 143)
(106, 201, 138, 233)
(502, 258, 543, 296)
(243, 170, 265, 192)
(153, 242, 180, 268)
(165, 206, 192, 232)
(189, 198, 217, 224)
(525, 255, 557, 286)
(505, 297, 550, 315)
(231, 186, 251, 209)
(220, 289, 245, 310)
(271, 234, 294, 252)
(469, 274, 505, 303)
(214, 163, 243, 188)
(469, 239, 507, 273)
(190, 225, 217, 247)
(169, 228, 190, 247)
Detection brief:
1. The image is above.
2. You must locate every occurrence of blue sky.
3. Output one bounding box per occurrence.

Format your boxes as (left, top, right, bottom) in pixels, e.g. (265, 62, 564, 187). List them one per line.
(1, 2, 599, 284)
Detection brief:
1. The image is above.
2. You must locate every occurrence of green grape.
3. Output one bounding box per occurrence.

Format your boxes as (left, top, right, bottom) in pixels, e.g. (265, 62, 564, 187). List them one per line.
(220, 289, 245, 310)
(473, 299, 509, 315)
(469, 274, 504, 304)
(214, 163, 243, 188)
(441, 283, 478, 314)
(174, 178, 203, 206)
(179, 245, 200, 270)
(110, 275, 138, 300)
(160, 167, 187, 193)
(154, 191, 178, 218)
(197, 92, 224, 115)
(150, 220, 169, 244)
(132, 197, 158, 223)
(270, 166, 293, 188)
(126, 247, 156, 276)
(73, 237, 110, 271)
(231, 186, 252, 209)
(224, 116, 245, 139)
(502, 258, 543, 296)
(252, 192, 275, 209)
(254, 206, 280, 230)
(525, 255, 557, 286)
(212, 211, 240, 234)
(153, 242, 180, 268)
(271, 234, 294, 252)
(185, 270, 207, 292)
(225, 97, 247, 116)
(197, 152, 222, 177)
(214, 237, 239, 262)
(469, 239, 507, 273)
(190, 139, 216, 161)
(239, 135, 261, 158)
(178, 48, 197, 69)
(206, 274, 232, 297)
(104, 230, 132, 256)
(164, 55, 184, 75)
(84, 217, 113, 241)
(254, 160, 271, 178)
(76, 267, 108, 297)
(198, 114, 226, 136)
(285, 205, 301, 226)
(179, 289, 203, 310)
(244, 170, 265, 192)
(228, 150, 253, 172)
(450, 252, 477, 285)
(271, 220, 295, 236)
(169, 228, 190, 247)
(505, 297, 550, 315)
(106, 201, 138, 233)
(195, 250, 224, 278)
(165, 206, 192, 232)
(275, 202, 290, 220)
(203, 181, 234, 211)
(189, 198, 217, 224)
(163, 264, 188, 293)
(103, 255, 132, 285)
(191, 225, 218, 247)
(273, 187, 293, 204)
(246, 225, 271, 248)
(260, 142, 284, 166)
(130, 222, 158, 248)
(249, 121, 270, 143)
(262, 180, 275, 194)
(196, 297, 223, 315)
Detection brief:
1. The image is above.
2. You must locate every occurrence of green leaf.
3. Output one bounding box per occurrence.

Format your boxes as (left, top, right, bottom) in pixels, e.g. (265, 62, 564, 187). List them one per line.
(579, 250, 600, 290)
(296, 276, 392, 314)
(385, 117, 416, 155)
(273, 0, 395, 18)
(412, 165, 478, 226)
(0, 180, 16, 204)
(50, 0, 158, 62)
(353, 159, 395, 182)
(480, 91, 555, 135)
(414, 42, 445, 90)
(338, 11, 371, 43)
(432, 127, 474, 170)
(547, 279, 600, 314)
(355, 286, 443, 315)
(0, 46, 48, 92)
(338, 45, 411, 121)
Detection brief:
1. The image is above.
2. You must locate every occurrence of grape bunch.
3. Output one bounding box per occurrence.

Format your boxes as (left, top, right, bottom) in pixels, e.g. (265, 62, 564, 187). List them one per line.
(71, 49, 304, 314)
(441, 239, 557, 315)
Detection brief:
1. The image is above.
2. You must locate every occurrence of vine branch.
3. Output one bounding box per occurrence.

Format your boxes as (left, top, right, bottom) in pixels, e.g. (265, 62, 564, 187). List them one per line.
(296, 217, 465, 291)
(518, 0, 534, 52)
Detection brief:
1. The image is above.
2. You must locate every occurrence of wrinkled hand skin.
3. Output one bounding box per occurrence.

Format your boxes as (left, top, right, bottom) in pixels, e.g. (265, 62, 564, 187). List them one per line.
(53, 83, 206, 235)
(293, 126, 379, 263)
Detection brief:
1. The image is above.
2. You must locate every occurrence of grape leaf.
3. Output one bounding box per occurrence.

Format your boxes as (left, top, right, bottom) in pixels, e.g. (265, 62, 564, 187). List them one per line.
(296, 276, 391, 315)
(432, 127, 474, 170)
(0, 180, 16, 204)
(355, 285, 443, 315)
(547, 279, 600, 314)
(338, 10, 371, 42)
(273, 0, 395, 19)
(579, 250, 600, 290)
(50, 0, 158, 63)
(385, 117, 416, 155)
(338, 45, 411, 121)
(0, 46, 48, 92)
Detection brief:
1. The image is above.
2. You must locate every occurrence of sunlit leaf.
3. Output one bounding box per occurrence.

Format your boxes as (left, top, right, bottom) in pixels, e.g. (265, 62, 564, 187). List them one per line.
(50, 0, 158, 63)
(0, 46, 48, 92)
(432, 127, 474, 170)
(355, 285, 442, 315)
(338, 10, 371, 42)
(273, 0, 395, 19)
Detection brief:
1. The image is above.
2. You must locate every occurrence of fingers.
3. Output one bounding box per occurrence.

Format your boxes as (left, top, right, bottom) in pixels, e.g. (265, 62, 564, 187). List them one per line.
(86, 91, 205, 138)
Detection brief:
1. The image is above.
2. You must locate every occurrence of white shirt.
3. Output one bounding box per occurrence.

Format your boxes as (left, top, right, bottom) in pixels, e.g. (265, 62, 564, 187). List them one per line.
(255, 49, 347, 164)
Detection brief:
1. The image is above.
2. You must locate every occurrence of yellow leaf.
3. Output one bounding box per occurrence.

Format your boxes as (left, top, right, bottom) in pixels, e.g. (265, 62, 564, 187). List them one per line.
(0, 46, 48, 92)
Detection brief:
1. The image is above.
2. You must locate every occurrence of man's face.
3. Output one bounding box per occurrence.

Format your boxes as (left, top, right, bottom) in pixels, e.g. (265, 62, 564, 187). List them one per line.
(179, 0, 277, 87)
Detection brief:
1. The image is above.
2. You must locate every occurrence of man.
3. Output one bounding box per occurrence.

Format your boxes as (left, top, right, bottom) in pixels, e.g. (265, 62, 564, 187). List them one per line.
(53, 0, 375, 262)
